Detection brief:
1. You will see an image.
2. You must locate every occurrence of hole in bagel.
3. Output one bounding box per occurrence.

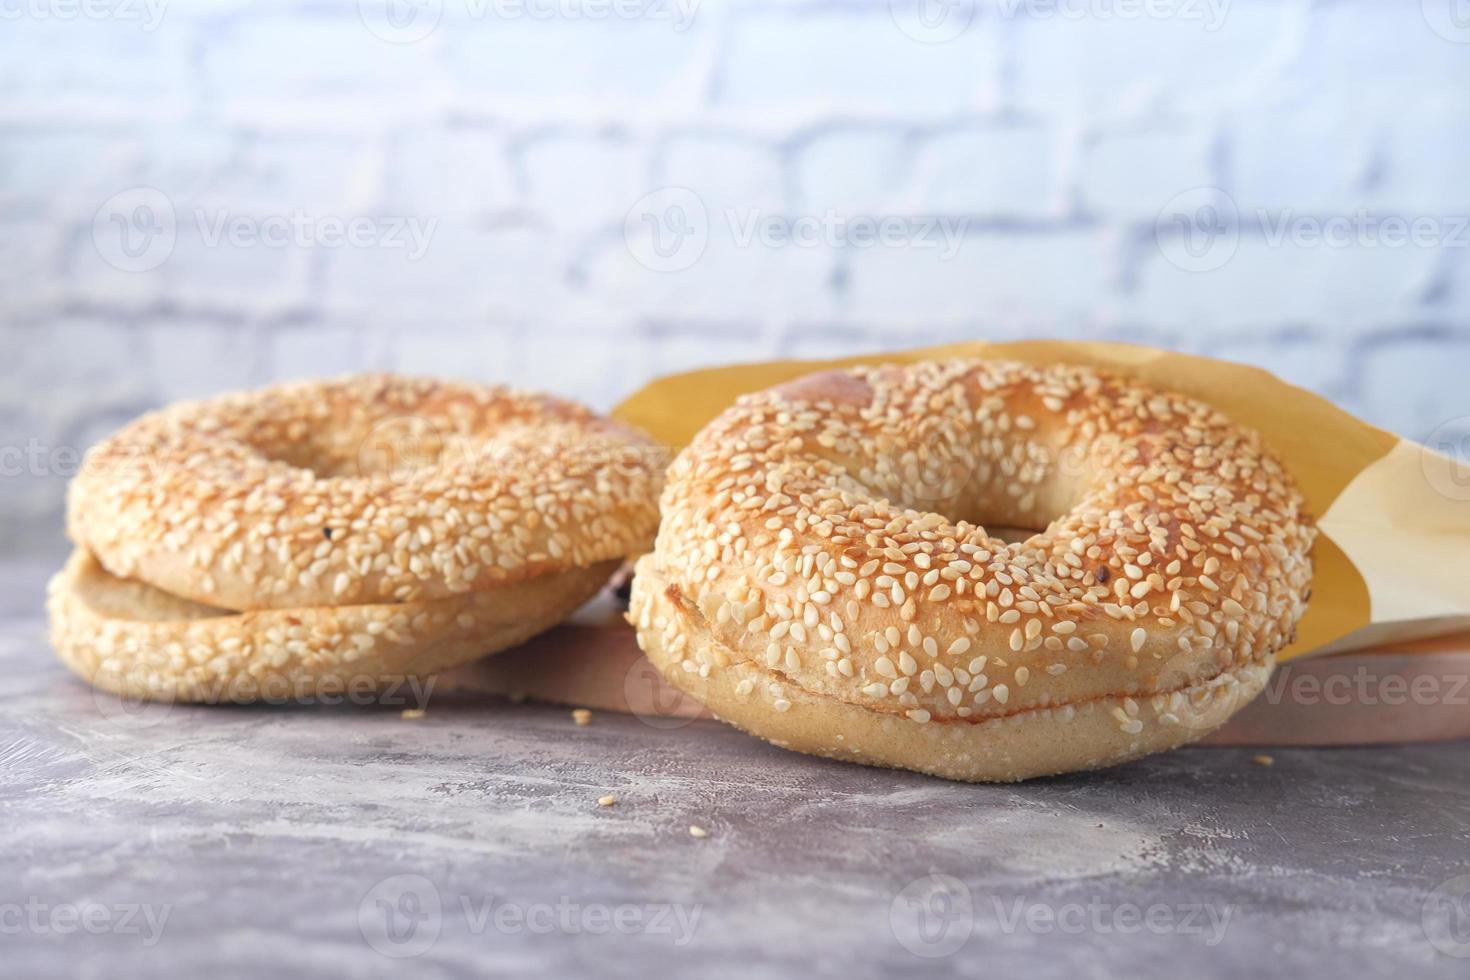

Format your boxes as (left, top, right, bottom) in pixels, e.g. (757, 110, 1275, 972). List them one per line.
(234, 414, 456, 480)
(863, 416, 1085, 544)
(247, 418, 556, 483)
(774, 368, 1088, 543)
(247, 415, 611, 486)
(986, 525, 1045, 545)
(172, 378, 645, 490)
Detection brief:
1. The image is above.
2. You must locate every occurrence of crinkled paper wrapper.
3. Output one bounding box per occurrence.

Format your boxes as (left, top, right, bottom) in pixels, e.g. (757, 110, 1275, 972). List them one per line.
(451, 340, 1470, 746)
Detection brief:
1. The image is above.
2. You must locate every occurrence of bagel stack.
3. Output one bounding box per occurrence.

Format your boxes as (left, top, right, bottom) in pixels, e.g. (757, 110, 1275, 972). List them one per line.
(631, 360, 1316, 781)
(50, 374, 665, 704)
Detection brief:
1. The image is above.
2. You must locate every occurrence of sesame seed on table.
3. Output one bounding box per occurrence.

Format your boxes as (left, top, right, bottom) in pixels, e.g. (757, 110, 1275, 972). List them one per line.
(1, 555, 1466, 980)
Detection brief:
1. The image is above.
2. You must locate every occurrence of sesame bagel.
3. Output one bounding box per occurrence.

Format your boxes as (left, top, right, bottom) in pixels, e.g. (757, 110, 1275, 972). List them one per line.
(50, 548, 619, 703)
(68, 374, 664, 610)
(630, 360, 1315, 781)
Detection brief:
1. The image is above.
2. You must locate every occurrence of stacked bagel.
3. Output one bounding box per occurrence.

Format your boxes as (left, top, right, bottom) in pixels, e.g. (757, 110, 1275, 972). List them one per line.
(630, 360, 1316, 781)
(49, 374, 664, 704)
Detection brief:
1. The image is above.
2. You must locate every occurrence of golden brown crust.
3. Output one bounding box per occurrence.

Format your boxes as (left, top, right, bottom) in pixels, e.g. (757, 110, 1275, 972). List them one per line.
(50, 548, 619, 703)
(67, 374, 665, 610)
(633, 559, 1273, 781)
(632, 359, 1315, 780)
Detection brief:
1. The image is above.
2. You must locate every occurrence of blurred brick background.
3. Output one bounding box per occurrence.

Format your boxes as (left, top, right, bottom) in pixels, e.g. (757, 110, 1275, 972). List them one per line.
(2, 0, 1469, 556)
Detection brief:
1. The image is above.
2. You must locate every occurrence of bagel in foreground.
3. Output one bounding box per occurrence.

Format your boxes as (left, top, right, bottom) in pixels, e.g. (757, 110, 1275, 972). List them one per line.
(50, 548, 621, 704)
(631, 360, 1315, 781)
(68, 374, 664, 610)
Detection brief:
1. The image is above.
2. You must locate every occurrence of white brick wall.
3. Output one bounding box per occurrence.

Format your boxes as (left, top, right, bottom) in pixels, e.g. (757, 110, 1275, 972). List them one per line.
(2, 0, 1469, 557)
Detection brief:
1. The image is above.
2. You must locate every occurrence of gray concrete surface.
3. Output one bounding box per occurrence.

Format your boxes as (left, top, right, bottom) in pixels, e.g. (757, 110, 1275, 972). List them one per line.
(3, 558, 1468, 979)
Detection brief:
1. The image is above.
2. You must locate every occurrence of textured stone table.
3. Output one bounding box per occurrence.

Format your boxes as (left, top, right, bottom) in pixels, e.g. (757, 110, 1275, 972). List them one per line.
(4, 558, 1468, 979)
